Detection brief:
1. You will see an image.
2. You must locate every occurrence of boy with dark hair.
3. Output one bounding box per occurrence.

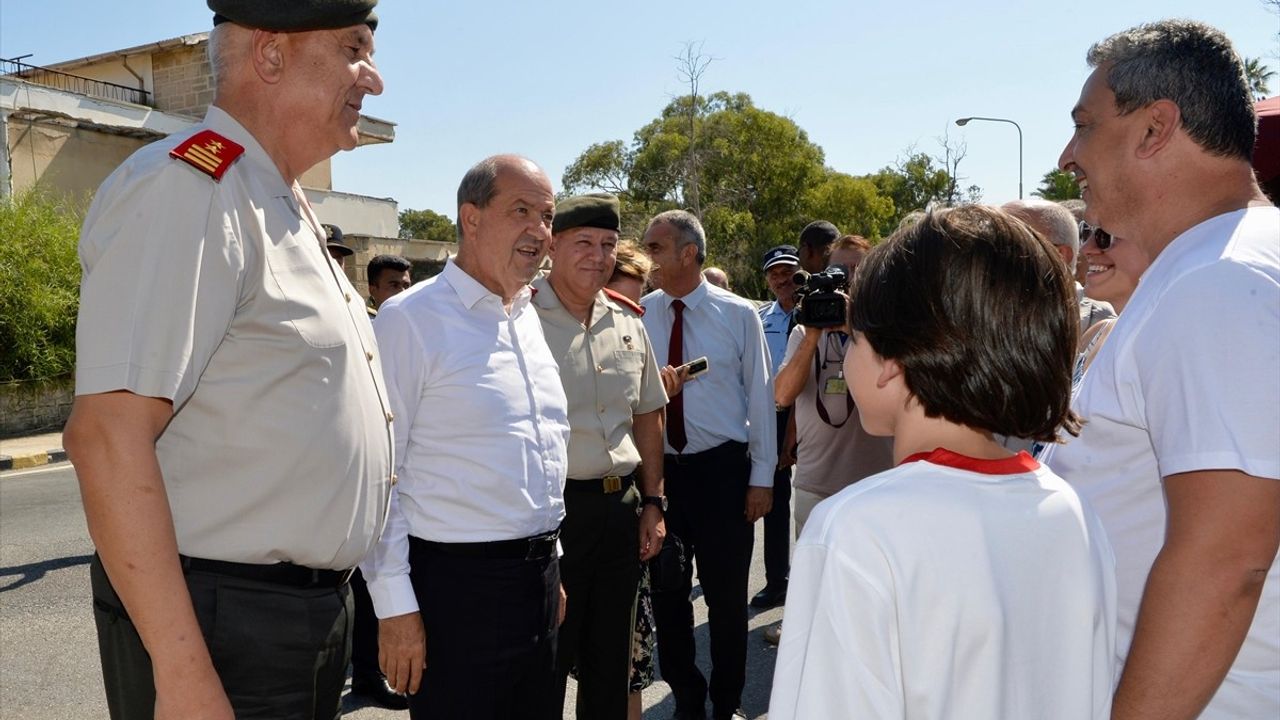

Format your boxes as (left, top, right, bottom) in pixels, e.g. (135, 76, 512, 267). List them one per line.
(769, 205, 1117, 720)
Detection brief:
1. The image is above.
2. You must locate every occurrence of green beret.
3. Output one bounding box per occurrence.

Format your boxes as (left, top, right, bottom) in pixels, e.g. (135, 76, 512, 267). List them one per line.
(209, 0, 378, 32)
(553, 193, 621, 235)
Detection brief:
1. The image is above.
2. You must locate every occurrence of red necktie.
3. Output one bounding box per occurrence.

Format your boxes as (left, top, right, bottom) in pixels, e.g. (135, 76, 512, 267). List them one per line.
(667, 299, 688, 452)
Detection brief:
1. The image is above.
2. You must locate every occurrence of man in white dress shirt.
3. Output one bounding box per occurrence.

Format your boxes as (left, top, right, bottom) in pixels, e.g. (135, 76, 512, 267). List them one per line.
(1048, 20, 1280, 719)
(362, 155, 572, 720)
(640, 210, 776, 720)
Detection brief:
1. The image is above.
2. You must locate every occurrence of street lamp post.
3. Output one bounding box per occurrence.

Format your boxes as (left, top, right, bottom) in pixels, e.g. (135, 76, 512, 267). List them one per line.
(955, 116, 1023, 199)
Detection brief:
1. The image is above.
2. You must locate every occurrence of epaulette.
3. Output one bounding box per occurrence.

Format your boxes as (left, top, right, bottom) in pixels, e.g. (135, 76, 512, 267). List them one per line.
(603, 287, 645, 316)
(169, 130, 244, 182)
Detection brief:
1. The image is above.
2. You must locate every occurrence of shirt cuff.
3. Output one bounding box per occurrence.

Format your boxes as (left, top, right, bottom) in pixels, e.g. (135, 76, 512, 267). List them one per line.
(364, 573, 420, 620)
(749, 462, 774, 488)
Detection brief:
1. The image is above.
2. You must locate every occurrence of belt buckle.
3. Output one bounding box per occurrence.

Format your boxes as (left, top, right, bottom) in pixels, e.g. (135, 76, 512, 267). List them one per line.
(603, 475, 622, 493)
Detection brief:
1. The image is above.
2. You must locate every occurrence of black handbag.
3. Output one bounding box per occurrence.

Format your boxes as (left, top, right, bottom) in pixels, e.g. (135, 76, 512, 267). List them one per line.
(647, 533, 687, 593)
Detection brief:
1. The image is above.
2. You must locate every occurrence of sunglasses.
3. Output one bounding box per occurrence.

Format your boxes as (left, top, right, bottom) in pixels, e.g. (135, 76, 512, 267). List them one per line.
(1079, 221, 1113, 251)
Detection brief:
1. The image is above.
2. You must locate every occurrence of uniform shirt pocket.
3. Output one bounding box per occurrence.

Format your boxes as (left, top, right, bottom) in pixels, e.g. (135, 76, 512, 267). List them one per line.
(607, 350, 647, 406)
(263, 242, 347, 349)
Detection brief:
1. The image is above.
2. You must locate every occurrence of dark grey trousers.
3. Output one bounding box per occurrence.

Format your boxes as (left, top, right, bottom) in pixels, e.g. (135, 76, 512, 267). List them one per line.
(91, 553, 353, 720)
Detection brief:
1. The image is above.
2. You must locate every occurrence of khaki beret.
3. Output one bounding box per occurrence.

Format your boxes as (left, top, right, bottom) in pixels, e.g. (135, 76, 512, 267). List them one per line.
(209, 0, 378, 32)
(553, 193, 621, 235)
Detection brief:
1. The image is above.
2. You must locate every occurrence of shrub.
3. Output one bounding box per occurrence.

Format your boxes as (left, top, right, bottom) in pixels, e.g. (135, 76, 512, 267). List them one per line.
(0, 189, 84, 382)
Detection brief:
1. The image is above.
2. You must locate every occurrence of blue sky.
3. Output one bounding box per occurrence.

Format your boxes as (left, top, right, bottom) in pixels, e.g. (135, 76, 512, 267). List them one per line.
(3, 1, 1277, 222)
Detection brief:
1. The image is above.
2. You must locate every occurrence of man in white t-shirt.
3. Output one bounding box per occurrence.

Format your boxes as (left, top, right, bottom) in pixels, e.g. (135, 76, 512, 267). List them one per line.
(1047, 19, 1280, 719)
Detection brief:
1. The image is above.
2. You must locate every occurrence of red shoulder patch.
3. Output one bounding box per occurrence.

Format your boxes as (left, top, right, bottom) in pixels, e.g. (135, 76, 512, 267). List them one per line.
(603, 287, 645, 316)
(169, 130, 244, 181)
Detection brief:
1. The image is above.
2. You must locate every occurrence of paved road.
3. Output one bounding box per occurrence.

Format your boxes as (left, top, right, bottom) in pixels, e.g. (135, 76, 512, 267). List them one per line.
(0, 464, 786, 719)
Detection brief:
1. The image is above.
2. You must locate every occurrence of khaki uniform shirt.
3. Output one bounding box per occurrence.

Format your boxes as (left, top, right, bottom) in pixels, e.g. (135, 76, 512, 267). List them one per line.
(75, 106, 394, 570)
(532, 276, 667, 480)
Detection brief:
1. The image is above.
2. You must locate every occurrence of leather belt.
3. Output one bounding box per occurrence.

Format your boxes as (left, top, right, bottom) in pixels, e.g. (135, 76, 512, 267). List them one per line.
(179, 555, 353, 589)
(413, 529, 560, 561)
(665, 440, 749, 465)
(565, 472, 636, 494)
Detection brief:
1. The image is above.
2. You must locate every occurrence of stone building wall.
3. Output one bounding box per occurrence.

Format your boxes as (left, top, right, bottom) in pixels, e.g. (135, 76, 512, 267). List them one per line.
(0, 377, 74, 438)
(151, 44, 214, 119)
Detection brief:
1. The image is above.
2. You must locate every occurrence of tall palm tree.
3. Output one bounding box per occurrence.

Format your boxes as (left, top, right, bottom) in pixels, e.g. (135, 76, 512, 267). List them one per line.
(1244, 57, 1276, 100)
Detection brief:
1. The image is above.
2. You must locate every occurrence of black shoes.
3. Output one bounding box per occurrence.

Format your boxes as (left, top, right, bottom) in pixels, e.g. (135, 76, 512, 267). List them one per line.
(749, 583, 787, 609)
(350, 673, 409, 710)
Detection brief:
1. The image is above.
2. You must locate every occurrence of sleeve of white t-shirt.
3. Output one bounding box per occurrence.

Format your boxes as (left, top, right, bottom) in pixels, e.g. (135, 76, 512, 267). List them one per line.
(1134, 261, 1280, 480)
(769, 510, 904, 719)
(778, 324, 805, 373)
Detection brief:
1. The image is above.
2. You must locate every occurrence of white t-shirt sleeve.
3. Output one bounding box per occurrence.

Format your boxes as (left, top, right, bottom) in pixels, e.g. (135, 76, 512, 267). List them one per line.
(1133, 262, 1280, 480)
(770, 518, 903, 719)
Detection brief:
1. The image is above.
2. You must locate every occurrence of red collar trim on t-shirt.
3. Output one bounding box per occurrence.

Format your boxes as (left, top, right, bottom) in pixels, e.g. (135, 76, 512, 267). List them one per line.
(899, 447, 1040, 475)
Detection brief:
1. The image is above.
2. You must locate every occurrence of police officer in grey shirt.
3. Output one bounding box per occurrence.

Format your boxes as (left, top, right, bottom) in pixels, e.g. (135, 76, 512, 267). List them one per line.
(63, 2, 391, 719)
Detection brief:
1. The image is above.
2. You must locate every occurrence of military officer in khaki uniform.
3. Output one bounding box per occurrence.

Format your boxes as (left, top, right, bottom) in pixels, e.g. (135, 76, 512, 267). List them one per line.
(62, 2, 392, 719)
(533, 194, 669, 719)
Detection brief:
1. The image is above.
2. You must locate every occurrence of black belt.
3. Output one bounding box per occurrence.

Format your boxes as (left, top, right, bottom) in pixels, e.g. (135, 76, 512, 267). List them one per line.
(665, 440, 748, 465)
(179, 555, 353, 589)
(565, 472, 635, 493)
(412, 529, 560, 561)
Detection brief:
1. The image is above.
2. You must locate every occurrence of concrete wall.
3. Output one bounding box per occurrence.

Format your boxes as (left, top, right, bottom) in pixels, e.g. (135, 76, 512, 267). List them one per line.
(63, 55, 154, 97)
(0, 378, 74, 438)
(6, 119, 149, 198)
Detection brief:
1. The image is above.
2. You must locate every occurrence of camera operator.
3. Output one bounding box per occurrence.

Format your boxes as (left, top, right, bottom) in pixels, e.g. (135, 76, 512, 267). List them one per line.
(764, 235, 894, 646)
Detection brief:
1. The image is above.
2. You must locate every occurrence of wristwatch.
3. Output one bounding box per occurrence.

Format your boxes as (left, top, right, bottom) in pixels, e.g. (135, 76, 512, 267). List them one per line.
(641, 495, 668, 514)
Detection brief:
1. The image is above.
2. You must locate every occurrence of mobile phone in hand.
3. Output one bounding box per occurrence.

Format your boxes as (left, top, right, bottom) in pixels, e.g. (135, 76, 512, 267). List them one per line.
(679, 356, 709, 379)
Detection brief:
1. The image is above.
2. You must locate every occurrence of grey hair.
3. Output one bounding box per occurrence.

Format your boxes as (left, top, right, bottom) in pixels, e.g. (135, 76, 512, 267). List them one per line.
(647, 210, 706, 264)
(1088, 19, 1255, 161)
(207, 25, 230, 89)
(455, 157, 505, 241)
(1003, 199, 1080, 263)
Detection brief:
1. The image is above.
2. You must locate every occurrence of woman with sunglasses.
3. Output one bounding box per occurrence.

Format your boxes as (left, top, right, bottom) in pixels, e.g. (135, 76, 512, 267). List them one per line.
(1075, 222, 1153, 377)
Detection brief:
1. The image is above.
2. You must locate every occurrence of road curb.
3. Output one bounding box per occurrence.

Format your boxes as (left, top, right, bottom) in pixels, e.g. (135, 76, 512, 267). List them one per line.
(0, 448, 66, 471)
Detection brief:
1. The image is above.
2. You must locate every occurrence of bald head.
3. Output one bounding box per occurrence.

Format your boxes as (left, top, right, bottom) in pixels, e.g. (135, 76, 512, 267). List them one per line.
(703, 267, 730, 290)
(1003, 199, 1080, 267)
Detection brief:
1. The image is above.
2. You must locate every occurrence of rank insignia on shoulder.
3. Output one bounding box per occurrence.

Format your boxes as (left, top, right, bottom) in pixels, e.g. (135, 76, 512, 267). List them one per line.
(603, 287, 645, 316)
(169, 130, 244, 181)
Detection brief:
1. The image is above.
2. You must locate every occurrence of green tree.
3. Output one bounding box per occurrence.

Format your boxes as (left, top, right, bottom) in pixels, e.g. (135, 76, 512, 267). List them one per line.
(866, 153, 954, 233)
(398, 208, 456, 242)
(803, 171, 895, 239)
(1244, 56, 1276, 99)
(566, 91, 862, 298)
(1032, 168, 1082, 201)
(0, 189, 84, 382)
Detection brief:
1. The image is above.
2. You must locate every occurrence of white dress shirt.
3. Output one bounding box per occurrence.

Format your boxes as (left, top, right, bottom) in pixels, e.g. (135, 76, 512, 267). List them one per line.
(361, 260, 571, 619)
(641, 281, 777, 487)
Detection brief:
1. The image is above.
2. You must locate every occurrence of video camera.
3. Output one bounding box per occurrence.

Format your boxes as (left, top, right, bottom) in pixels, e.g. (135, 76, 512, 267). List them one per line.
(792, 265, 849, 328)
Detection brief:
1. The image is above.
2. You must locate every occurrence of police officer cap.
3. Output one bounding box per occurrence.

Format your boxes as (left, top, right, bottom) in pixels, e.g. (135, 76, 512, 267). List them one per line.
(209, 0, 379, 32)
(322, 223, 354, 256)
(552, 193, 621, 235)
(762, 245, 800, 271)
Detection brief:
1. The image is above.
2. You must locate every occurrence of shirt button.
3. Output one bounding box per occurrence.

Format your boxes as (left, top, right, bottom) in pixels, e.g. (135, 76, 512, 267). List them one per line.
(390, 473, 398, 486)
(386, 412, 395, 423)
(344, 293, 352, 303)
(366, 351, 374, 362)
(596, 364, 604, 373)
(599, 406, 606, 413)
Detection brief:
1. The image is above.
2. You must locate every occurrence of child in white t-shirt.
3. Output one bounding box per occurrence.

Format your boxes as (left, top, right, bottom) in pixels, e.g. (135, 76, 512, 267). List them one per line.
(769, 205, 1117, 720)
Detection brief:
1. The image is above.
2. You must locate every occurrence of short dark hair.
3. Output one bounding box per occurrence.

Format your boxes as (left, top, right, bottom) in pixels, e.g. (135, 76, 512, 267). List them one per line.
(1089, 19, 1255, 161)
(848, 205, 1082, 442)
(798, 220, 840, 249)
(367, 254, 411, 285)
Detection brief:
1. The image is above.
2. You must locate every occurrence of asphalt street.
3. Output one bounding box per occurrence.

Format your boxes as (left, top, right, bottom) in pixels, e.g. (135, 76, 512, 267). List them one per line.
(0, 463, 787, 719)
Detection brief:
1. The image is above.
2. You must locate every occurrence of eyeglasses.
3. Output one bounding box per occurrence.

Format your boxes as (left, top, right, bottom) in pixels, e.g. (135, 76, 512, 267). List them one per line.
(1079, 221, 1113, 251)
